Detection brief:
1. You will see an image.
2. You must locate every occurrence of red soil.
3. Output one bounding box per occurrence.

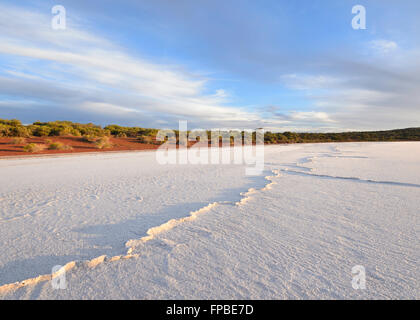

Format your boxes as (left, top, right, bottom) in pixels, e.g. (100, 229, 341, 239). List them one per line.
(0, 136, 162, 158)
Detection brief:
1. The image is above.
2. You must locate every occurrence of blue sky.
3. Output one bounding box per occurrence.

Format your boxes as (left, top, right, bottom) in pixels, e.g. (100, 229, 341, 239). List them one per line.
(0, 0, 419, 131)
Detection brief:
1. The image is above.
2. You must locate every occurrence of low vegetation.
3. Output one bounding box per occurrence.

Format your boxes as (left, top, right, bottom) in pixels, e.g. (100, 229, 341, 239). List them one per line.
(47, 142, 73, 150)
(23, 143, 46, 153)
(137, 135, 163, 145)
(80, 135, 99, 143)
(94, 136, 113, 149)
(1, 118, 419, 146)
(263, 128, 420, 144)
(11, 137, 26, 144)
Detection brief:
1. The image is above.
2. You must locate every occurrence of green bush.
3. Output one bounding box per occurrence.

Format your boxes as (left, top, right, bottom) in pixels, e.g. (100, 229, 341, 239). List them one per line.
(31, 125, 51, 137)
(47, 142, 73, 150)
(80, 135, 98, 143)
(49, 126, 73, 136)
(0, 124, 11, 137)
(71, 129, 82, 137)
(95, 136, 113, 149)
(0, 119, 29, 137)
(11, 137, 26, 144)
(23, 143, 45, 153)
(137, 136, 154, 144)
(1, 118, 419, 144)
(9, 126, 30, 137)
(0, 119, 21, 126)
(116, 132, 127, 138)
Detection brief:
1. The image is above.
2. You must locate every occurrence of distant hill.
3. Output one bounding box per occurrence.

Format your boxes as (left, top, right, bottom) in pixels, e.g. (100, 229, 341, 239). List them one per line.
(264, 127, 420, 144)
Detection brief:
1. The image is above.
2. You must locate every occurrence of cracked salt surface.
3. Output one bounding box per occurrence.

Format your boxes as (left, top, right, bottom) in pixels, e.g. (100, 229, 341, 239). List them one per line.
(0, 142, 419, 299)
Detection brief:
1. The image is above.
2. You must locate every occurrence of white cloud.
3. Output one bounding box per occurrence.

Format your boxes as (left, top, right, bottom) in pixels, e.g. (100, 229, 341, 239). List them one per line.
(289, 111, 334, 122)
(80, 102, 142, 115)
(0, 3, 418, 132)
(279, 45, 420, 131)
(369, 40, 398, 54)
(0, 3, 263, 128)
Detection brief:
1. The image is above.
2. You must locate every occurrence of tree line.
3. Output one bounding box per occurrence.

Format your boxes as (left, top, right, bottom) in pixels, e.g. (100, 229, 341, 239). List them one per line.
(1, 118, 419, 144)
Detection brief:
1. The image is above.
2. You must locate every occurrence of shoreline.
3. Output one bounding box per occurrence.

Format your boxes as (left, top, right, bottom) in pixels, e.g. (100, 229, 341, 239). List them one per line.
(1, 139, 418, 160)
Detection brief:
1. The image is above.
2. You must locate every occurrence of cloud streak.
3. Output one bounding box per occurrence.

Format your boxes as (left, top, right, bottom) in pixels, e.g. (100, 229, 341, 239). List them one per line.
(0, 3, 267, 129)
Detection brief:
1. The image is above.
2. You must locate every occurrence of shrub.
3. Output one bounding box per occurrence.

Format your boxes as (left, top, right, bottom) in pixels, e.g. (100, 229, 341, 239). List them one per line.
(23, 143, 46, 153)
(71, 129, 82, 137)
(0, 124, 10, 137)
(49, 126, 73, 136)
(137, 136, 154, 144)
(11, 137, 26, 144)
(95, 136, 113, 149)
(32, 126, 51, 137)
(116, 132, 127, 138)
(0, 119, 21, 126)
(138, 135, 164, 145)
(48, 142, 73, 150)
(81, 135, 98, 143)
(9, 126, 30, 137)
(0, 121, 29, 137)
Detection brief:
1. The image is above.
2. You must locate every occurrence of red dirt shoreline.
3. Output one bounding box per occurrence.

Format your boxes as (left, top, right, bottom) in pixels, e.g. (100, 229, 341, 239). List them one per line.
(0, 136, 161, 158)
(2, 136, 415, 159)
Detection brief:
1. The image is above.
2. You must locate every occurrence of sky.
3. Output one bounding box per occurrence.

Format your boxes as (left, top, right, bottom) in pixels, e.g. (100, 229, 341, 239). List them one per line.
(0, 0, 419, 132)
